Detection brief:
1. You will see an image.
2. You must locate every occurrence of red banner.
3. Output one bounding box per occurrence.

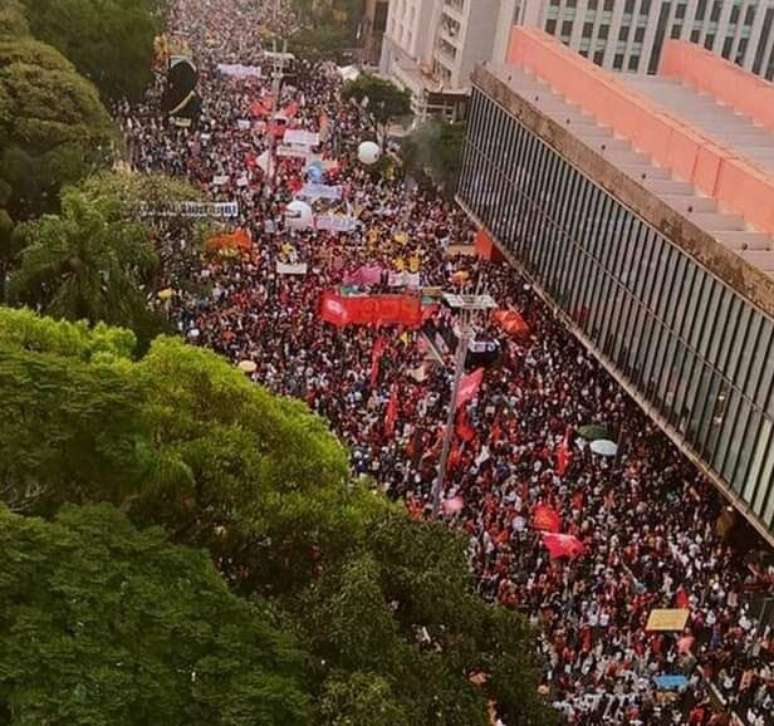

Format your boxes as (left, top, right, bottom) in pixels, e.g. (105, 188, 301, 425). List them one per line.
(555, 427, 573, 477)
(532, 504, 561, 533)
(455, 368, 484, 411)
(319, 292, 423, 328)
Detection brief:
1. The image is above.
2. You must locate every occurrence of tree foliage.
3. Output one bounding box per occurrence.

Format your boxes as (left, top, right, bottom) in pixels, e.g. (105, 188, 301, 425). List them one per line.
(18, 0, 165, 101)
(0, 504, 310, 725)
(0, 311, 553, 725)
(7, 189, 161, 339)
(402, 119, 467, 196)
(341, 74, 412, 138)
(0, 31, 114, 221)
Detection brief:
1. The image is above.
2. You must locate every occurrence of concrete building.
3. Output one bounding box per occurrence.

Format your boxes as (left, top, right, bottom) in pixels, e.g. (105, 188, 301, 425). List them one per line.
(360, 0, 390, 66)
(379, 0, 521, 118)
(457, 29, 774, 540)
(520, 0, 774, 79)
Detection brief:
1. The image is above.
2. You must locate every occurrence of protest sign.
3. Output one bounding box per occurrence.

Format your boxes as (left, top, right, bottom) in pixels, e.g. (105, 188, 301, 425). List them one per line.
(276, 262, 308, 275)
(645, 609, 690, 632)
(319, 292, 423, 328)
(316, 214, 358, 232)
(283, 129, 319, 147)
(298, 183, 341, 201)
(217, 63, 262, 78)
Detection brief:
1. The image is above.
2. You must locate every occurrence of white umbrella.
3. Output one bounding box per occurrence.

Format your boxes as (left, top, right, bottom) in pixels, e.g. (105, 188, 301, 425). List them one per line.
(590, 439, 618, 457)
(238, 360, 257, 373)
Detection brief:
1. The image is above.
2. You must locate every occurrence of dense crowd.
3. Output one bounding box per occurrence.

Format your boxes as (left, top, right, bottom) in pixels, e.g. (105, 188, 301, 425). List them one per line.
(118, 1, 773, 723)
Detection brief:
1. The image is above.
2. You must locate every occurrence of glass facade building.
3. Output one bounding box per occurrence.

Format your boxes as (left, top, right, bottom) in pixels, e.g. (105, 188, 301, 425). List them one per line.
(458, 85, 774, 534)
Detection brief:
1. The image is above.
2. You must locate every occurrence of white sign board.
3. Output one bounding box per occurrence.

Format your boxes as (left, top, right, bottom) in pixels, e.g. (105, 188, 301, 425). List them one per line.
(315, 215, 359, 232)
(298, 183, 341, 201)
(283, 129, 320, 147)
(276, 144, 313, 160)
(217, 63, 262, 78)
(276, 261, 309, 275)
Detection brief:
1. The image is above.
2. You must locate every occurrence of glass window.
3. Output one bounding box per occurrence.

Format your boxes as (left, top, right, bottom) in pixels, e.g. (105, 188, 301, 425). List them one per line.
(614, 53, 625, 68)
(710, 1, 722, 22)
(671, 24, 682, 39)
(690, 29, 700, 42)
(635, 27, 645, 41)
(722, 36, 734, 58)
(625, 0, 635, 13)
(676, 3, 686, 18)
(598, 24, 609, 39)
(594, 50, 605, 64)
(619, 25, 630, 41)
(704, 34, 715, 49)
(583, 21, 594, 37)
(730, 5, 740, 23)
(604, 0, 614, 10)
(561, 20, 573, 36)
(546, 18, 557, 33)
(744, 5, 756, 25)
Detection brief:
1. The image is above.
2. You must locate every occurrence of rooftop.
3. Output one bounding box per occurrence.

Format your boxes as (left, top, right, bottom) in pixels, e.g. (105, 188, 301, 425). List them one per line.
(493, 28, 774, 302)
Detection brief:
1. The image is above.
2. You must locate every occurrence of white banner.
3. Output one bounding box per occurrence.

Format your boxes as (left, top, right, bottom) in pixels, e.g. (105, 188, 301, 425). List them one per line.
(388, 271, 421, 288)
(276, 144, 312, 160)
(283, 129, 319, 147)
(315, 214, 359, 232)
(217, 63, 262, 78)
(298, 183, 341, 201)
(276, 261, 308, 275)
(237, 119, 251, 130)
(138, 201, 239, 218)
(212, 175, 229, 186)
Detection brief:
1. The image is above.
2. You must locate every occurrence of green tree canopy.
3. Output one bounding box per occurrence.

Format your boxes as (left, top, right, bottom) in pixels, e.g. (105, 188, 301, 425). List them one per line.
(341, 74, 412, 139)
(18, 0, 165, 101)
(7, 189, 161, 339)
(0, 503, 310, 725)
(402, 119, 467, 196)
(0, 32, 114, 221)
(0, 310, 553, 725)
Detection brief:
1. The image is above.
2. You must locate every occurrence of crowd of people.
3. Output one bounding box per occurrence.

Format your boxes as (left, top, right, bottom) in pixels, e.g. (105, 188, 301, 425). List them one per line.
(117, 1, 773, 723)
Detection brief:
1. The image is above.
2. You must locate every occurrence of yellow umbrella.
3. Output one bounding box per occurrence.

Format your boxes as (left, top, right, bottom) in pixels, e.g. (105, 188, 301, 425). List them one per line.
(238, 360, 257, 374)
(157, 288, 174, 301)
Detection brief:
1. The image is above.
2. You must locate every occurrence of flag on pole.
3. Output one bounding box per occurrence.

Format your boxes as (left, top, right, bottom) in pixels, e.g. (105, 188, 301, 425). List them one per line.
(384, 384, 399, 437)
(370, 336, 387, 387)
(455, 407, 476, 443)
(455, 367, 485, 411)
(555, 426, 573, 477)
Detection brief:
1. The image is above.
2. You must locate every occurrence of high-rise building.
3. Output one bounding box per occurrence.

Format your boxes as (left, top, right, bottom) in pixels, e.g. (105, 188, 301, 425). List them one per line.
(521, 0, 774, 79)
(379, 0, 521, 118)
(458, 28, 774, 539)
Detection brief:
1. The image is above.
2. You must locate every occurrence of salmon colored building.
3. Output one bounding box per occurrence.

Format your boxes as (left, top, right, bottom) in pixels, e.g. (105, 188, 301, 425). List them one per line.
(458, 28, 774, 542)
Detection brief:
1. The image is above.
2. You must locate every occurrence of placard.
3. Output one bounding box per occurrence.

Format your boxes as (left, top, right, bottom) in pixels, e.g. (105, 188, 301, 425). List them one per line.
(284, 129, 320, 147)
(277, 261, 308, 275)
(645, 609, 690, 632)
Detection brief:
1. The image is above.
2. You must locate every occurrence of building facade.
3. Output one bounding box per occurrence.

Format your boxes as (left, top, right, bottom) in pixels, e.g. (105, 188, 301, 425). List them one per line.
(379, 0, 520, 117)
(520, 0, 774, 78)
(457, 32, 774, 538)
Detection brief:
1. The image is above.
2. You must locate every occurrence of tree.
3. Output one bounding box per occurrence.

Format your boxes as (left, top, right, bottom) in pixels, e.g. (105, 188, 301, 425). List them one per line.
(341, 74, 412, 142)
(76, 171, 211, 289)
(0, 33, 115, 221)
(18, 0, 165, 102)
(296, 510, 555, 726)
(402, 119, 467, 196)
(0, 503, 310, 725)
(0, 311, 553, 724)
(7, 189, 161, 339)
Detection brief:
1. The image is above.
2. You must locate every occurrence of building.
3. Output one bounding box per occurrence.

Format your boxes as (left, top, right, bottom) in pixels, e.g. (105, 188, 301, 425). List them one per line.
(519, 0, 774, 79)
(457, 28, 774, 540)
(360, 0, 390, 66)
(379, 0, 521, 118)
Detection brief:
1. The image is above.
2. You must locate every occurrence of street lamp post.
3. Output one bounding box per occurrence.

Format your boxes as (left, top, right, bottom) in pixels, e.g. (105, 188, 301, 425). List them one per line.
(430, 293, 496, 517)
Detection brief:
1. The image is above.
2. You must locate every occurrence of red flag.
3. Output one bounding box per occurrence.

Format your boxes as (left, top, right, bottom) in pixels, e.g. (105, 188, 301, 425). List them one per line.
(492, 309, 529, 337)
(455, 407, 476, 443)
(281, 101, 299, 118)
(455, 368, 484, 411)
(370, 336, 387, 387)
(532, 504, 561, 533)
(555, 428, 573, 477)
(542, 532, 585, 560)
(448, 440, 462, 472)
(675, 587, 690, 609)
(384, 384, 399, 437)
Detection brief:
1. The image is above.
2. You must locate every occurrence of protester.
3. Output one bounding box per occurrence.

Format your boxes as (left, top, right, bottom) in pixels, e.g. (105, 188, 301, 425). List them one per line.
(119, 1, 773, 723)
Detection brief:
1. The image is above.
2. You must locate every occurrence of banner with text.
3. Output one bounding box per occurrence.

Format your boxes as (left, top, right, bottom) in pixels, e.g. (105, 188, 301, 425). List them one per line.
(319, 292, 423, 328)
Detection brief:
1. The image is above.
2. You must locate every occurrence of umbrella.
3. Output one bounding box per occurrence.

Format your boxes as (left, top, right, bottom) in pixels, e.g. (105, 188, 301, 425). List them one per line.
(157, 288, 174, 301)
(590, 439, 618, 457)
(238, 360, 257, 373)
(442, 495, 465, 514)
(577, 424, 609, 441)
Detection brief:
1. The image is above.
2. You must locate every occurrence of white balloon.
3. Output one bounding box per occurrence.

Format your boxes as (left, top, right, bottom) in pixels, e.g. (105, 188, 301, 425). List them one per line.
(357, 140, 381, 166)
(285, 200, 314, 230)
